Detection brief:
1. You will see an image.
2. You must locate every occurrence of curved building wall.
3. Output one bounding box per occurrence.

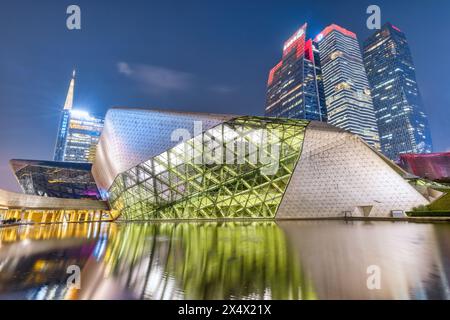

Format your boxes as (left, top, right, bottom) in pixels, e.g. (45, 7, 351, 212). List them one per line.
(276, 122, 429, 218)
(108, 117, 309, 220)
(92, 109, 429, 220)
(92, 108, 235, 193)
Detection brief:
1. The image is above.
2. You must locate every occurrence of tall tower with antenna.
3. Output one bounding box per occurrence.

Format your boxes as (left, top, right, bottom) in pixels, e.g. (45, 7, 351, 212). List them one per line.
(53, 70, 104, 163)
(54, 70, 76, 161)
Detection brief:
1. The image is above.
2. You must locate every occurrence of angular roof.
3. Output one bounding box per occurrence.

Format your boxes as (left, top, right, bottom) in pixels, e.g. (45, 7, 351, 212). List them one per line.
(9, 159, 100, 200)
(92, 108, 238, 191)
(10, 159, 92, 173)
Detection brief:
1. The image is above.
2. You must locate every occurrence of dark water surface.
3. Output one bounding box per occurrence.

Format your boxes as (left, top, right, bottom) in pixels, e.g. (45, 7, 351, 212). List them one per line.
(0, 221, 449, 300)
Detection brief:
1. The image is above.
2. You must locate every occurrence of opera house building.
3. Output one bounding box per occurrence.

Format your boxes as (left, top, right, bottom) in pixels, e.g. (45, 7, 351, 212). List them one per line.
(1, 108, 444, 223)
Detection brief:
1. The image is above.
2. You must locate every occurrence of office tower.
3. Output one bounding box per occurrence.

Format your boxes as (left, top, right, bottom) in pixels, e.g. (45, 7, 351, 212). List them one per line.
(315, 24, 380, 148)
(63, 109, 104, 163)
(363, 23, 432, 160)
(53, 71, 104, 163)
(265, 23, 327, 121)
(54, 71, 75, 161)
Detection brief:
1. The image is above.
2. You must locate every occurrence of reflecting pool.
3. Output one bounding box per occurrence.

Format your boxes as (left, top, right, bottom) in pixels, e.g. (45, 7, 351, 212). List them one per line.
(0, 221, 449, 300)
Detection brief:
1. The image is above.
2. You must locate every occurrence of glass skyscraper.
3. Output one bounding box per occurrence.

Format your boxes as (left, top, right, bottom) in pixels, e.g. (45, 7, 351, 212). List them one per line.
(53, 71, 104, 163)
(63, 110, 104, 163)
(315, 24, 380, 149)
(363, 23, 433, 160)
(54, 71, 75, 162)
(265, 23, 327, 121)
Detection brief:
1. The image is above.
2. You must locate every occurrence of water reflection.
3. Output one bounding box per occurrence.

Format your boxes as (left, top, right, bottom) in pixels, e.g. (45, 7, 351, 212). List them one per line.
(0, 221, 449, 300)
(104, 222, 314, 300)
(278, 221, 450, 300)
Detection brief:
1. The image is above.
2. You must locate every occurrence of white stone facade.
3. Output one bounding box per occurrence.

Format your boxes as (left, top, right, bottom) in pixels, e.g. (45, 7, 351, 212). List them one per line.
(276, 122, 429, 218)
(92, 108, 235, 192)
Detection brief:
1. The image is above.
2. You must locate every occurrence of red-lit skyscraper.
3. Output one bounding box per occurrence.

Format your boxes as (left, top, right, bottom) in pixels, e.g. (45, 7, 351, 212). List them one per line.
(265, 23, 327, 121)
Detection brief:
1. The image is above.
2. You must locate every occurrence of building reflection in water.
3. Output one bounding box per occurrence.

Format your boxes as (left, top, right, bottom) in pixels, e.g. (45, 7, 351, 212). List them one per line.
(278, 221, 450, 300)
(0, 221, 449, 300)
(0, 223, 115, 300)
(101, 222, 313, 300)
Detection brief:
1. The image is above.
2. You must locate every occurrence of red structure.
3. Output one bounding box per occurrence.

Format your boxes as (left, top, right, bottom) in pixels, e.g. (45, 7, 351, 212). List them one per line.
(398, 152, 450, 182)
(265, 23, 327, 121)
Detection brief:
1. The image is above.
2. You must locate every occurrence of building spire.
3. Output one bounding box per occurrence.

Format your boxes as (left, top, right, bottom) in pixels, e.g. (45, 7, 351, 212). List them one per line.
(63, 70, 76, 110)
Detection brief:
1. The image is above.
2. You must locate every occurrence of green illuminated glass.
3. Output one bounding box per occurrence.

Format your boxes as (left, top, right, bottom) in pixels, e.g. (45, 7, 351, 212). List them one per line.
(103, 222, 317, 300)
(108, 117, 309, 220)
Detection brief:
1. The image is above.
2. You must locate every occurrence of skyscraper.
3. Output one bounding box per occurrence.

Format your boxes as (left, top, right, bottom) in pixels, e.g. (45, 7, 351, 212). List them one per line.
(54, 71, 75, 162)
(53, 71, 104, 163)
(315, 24, 380, 148)
(265, 23, 327, 121)
(363, 23, 432, 160)
(63, 109, 104, 163)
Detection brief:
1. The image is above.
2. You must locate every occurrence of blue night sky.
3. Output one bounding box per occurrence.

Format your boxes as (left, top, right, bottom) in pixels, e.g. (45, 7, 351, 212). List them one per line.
(0, 0, 449, 191)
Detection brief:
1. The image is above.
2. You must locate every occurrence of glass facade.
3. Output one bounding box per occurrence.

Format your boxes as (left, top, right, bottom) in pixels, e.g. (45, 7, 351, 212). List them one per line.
(315, 24, 380, 149)
(54, 110, 71, 162)
(53, 71, 104, 163)
(90, 108, 432, 220)
(54, 110, 104, 163)
(363, 23, 433, 160)
(265, 24, 327, 121)
(63, 110, 104, 163)
(10, 159, 102, 200)
(108, 117, 308, 220)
